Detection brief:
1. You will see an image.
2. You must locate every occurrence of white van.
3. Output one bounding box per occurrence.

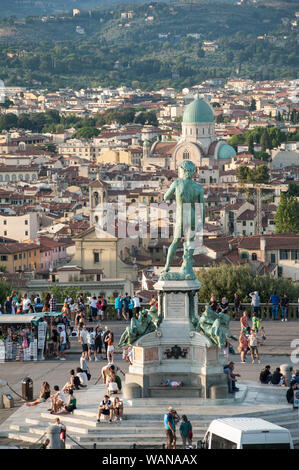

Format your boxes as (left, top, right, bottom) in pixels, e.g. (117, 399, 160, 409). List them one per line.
(200, 417, 294, 449)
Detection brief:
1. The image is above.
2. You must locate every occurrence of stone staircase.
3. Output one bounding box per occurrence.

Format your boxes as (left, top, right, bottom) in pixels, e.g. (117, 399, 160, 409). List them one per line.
(4, 384, 299, 449)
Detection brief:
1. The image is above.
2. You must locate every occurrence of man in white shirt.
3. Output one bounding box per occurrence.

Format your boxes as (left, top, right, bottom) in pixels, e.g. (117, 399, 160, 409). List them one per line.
(87, 327, 98, 362)
(133, 294, 141, 314)
(22, 294, 31, 314)
(79, 324, 89, 354)
(76, 367, 88, 387)
(58, 327, 67, 361)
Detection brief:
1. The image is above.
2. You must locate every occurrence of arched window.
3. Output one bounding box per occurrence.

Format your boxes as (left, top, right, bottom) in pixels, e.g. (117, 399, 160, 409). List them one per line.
(252, 253, 257, 261)
(190, 128, 192, 135)
(203, 127, 205, 135)
(183, 150, 189, 160)
(5, 174, 10, 182)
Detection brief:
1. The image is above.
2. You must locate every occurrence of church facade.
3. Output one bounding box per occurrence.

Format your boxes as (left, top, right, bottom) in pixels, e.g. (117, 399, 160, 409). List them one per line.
(171, 96, 236, 170)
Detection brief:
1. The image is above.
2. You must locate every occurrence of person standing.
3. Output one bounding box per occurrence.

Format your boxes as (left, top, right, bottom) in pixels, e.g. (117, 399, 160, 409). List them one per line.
(122, 293, 131, 321)
(249, 291, 260, 317)
(58, 326, 67, 361)
(97, 296, 103, 322)
(5, 296, 12, 314)
(89, 296, 98, 322)
(164, 407, 176, 449)
(114, 295, 122, 321)
(248, 329, 261, 364)
(79, 324, 89, 355)
(269, 291, 280, 320)
(105, 332, 114, 363)
(240, 311, 249, 332)
(280, 293, 289, 322)
(102, 327, 110, 357)
(209, 294, 218, 312)
(22, 293, 31, 314)
(101, 296, 107, 320)
(50, 294, 57, 313)
(238, 330, 248, 363)
(128, 297, 134, 320)
(87, 327, 97, 362)
(233, 293, 242, 320)
(95, 327, 103, 358)
(179, 415, 193, 449)
(132, 293, 141, 315)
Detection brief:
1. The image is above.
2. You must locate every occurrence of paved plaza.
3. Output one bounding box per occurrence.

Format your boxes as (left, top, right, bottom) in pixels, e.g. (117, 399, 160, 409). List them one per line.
(0, 319, 298, 448)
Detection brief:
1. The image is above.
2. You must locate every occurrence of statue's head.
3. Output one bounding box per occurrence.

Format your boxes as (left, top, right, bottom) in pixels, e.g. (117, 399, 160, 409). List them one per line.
(178, 160, 196, 179)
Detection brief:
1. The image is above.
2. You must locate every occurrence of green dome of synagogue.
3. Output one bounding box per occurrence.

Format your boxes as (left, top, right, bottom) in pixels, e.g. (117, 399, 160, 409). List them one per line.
(217, 143, 237, 160)
(182, 97, 214, 124)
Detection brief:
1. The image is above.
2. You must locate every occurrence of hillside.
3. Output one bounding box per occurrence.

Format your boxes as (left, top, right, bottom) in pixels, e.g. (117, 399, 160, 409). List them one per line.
(0, 0, 298, 90)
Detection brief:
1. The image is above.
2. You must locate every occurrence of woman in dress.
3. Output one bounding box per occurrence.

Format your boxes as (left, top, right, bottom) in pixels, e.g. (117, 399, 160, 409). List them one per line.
(238, 330, 248, 363)
(105, 332, 114, 363)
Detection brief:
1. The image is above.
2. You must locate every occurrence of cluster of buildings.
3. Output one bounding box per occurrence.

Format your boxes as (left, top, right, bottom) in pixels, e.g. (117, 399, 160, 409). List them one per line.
(0, 78, 298, 299)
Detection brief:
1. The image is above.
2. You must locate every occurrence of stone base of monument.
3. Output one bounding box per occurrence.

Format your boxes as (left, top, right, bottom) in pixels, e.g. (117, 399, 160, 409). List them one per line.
(124, 279, 228, 399)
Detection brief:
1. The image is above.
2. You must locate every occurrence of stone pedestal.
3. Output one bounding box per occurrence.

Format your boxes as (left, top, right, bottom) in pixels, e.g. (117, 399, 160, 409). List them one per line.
(125, 279, 228, 398)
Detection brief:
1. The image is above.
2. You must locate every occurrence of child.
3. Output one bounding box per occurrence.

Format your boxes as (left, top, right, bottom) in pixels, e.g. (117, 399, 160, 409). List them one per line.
(252, 314, 260, 332)
(123, 345, 133, 365)
(260, 326, 266, 343)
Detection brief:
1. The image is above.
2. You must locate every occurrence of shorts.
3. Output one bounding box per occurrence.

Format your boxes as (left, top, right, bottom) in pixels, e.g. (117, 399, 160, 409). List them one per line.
(40, 397, 47, 403)
(60, 343, 66, 352)
(101, 409, 110, 415)
(107, 345, 114, 352)
(165, 429, 175, 445)
(88, 344, 96, 351)
(116, 308, 121, 315)
(91, 307, 97, 317)
(82, 343, 88, 352)
(250, 346, 258, 354)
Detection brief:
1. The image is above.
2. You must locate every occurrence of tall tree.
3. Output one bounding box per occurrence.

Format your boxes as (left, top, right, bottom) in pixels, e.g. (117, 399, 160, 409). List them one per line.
(248, 134, 254, 154)
(260, 129, 271, 152)
(274, 193, 299, 234)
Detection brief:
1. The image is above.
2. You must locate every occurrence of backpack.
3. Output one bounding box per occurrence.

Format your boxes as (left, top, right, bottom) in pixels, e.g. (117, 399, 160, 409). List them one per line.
(103, 299, 107, 306)
(74, 376, 81, 388)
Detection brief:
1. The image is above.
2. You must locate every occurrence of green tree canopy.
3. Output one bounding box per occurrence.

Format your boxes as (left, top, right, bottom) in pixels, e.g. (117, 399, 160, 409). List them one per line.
(73, 126, 100, 139)
(274, 193, 299, 234)
(196, 263, 299, 304)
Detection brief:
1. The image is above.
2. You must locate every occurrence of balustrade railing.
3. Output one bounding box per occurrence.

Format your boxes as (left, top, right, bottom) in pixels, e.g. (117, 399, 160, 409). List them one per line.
(33, 302, 299, 321)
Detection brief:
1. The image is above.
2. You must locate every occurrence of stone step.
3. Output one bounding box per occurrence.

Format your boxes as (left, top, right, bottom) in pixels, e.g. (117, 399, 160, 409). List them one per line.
(8, 432, 47, 444)
(40, 412, 98, 428)
(73, 432, 206, 443)
(8, 431, 72, 447)
(65, 441, 161, 449)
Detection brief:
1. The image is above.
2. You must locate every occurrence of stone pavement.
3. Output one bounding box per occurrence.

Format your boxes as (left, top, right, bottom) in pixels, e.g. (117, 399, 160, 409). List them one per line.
(0, 319, 298, 448)
(1, 382, 298, 449)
